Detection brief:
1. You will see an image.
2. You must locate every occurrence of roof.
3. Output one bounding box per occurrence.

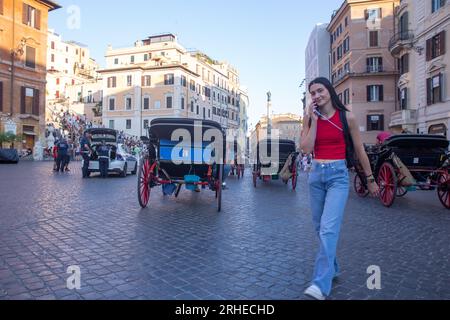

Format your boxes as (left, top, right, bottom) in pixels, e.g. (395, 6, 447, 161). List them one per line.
(39, 0, 62, 11)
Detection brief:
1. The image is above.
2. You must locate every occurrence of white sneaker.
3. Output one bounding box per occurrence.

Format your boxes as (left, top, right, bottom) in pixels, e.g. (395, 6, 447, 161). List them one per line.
(304, 285, 326, 300)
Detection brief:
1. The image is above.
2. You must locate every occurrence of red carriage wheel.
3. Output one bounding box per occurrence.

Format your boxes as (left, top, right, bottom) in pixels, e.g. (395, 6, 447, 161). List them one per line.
(354, 174, 369, 198)
(378, 162, 398, 208)
(437, 173, 450, 209)
(292, 167, 298, 191)
(138, 158, 153, 208)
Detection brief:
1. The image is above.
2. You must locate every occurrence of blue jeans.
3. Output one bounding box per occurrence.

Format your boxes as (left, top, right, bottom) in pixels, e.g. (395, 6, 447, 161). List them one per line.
(308, 160, 349, 296)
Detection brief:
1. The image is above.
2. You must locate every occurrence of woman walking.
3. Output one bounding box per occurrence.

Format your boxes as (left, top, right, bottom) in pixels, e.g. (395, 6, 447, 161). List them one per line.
(301, 77, 380, 300)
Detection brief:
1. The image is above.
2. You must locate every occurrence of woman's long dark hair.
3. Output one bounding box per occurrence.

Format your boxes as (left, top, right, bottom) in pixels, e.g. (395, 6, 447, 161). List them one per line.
(308, 77, 349, 112)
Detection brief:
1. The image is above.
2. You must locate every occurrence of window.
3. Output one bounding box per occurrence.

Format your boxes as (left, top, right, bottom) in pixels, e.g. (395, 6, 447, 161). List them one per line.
(367, 115, 384, 131)
(426, 31, 446, 61)
(369, 31, 379, 47)
(109, 98, 115, 111)
(432, 0, 446, 13)
(126, 97, 132, 110)
(144, 54, 149, 61)
(144, 120, 149, 129)
(213, 107, 217, 115)
(51, 54, 55, 63)
(51, 41, 55, 50)
(337, 45, 343, 60)
(343, 37, 350, 53)
(130, 55, 135, 64)
(143, 97, 150, 110)
(333, 51, 336, 65)
(365, 8, 382, 20)
(203, 108, 206, 119)
(164, 74, 174, 85)
(56, 78, 60, 85)
(367, 85, 384, 102)
(427, 74, 444, 105)
(114, 58, 119, 65)
(400, 88, 408, 110)
(25, 47, 36, 69)
(107, 77, 117, 88)
(22, 4, 41, 29)
(338, 93, 343, 101)
(65, 58, 68, 64)
(196, 105, 199, 115)
(166, 96, 173, 109)
(155, 100, 161, 109)
(343, 89, 350, 105)
(142, 75, 151, 87)
(109, 120, 115, 129)
(399, 54, 410, 74)
(191, 101, 194, 112)
(55, 90, 60, 99)
(72, 79, 75, 86)
(345, 17, 348, 27)
(181, 97, 185, 110)
(181, 75, 187, 87)
(127, 75, 132, 87)
(190, 80, 195, 91)
(367, 57, 383, 72)
(344, 62, 350, 74)
(208, 109, 211, 118)
(126, 120, 132, 130)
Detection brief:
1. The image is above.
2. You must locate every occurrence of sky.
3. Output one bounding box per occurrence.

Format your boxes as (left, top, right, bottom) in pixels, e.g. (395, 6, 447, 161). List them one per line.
(48, 0, 343, 129)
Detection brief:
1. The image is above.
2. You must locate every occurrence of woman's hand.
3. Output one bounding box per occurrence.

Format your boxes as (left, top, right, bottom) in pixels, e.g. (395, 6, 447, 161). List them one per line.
(308, 101, 319, 122)
(367, 180, 380, 197)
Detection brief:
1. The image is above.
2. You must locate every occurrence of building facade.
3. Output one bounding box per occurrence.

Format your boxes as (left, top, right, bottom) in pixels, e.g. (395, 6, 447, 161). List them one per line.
(46, 29, 102, 127)
(252, 113, 302, 150)
(99, 34, 246, 138)
(389, 0, 449, 137)
(0, 0, 60, 150)
(305, 23, 331, 110)
(328, 0, 400, 144)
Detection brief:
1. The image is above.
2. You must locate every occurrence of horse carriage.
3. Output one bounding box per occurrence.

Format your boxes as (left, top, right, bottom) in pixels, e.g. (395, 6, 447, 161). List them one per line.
(252, 139, 299, 190)
(229, 140, 245, 180)
(354, 134, 450, 209)
(138, 118, 226, 212)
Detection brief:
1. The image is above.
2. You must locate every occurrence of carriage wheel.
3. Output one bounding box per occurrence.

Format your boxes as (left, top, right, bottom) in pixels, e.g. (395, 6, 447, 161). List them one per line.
(354, 174, 369, 198)
(138, 158, 153, 208)
(217, 165, 223, 212)
(437, 173, 450, 209)
(397, 186, 408, 197)
(292, 167, 298, 191)
(378, 162, 397, 208)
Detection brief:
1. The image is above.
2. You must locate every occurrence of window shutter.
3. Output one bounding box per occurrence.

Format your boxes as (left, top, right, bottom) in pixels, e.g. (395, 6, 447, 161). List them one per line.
(378, 8, 382, 19)
(439, 73, 444, 102)
(33, 89, 39, 115)
(380, 115, 384, 130)
(440, 31, 446, 55)
(35, 9, 41, 30)
(379, 86, 384, 101)
(367, 86, 371, 102)
(22, 3, 28, 24)
(426, 38, 432, 61)
(426, 78, 432, 105)
(0, 82, 3, 112)
(21, 87, 26, 114)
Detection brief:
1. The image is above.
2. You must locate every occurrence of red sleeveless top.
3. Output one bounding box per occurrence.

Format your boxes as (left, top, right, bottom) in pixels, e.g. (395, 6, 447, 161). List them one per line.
(314, 111, 346, 160)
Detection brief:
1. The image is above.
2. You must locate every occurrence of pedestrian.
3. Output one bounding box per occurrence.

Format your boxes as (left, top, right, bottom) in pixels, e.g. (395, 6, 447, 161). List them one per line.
(56, 138, 69, 173)
(97, 140, 110, 178)
(80, 131, 93, 178)
(52, 141, 59, 172)
(301, 77, 380, 300)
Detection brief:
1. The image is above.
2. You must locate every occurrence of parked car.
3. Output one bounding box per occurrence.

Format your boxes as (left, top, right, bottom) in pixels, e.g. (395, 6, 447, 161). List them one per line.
(82, 129, 138, 177)
(0, 149, 19, 164)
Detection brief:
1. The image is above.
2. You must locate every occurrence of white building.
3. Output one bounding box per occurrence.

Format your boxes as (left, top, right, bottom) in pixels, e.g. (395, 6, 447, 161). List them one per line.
(304, 23, 331, 111)
(99, 34, 245, 138)
(46, 29, 101, 125)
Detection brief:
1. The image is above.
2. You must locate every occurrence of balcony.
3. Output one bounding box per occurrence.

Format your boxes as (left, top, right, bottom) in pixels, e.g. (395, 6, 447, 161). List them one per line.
(389, 31, 415, 55)
(366, 65, 384, 73)
(389, 109, 418, 127)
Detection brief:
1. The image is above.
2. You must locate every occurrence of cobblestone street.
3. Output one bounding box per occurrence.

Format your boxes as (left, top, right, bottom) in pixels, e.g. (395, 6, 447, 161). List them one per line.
(1, 162, 450, 300)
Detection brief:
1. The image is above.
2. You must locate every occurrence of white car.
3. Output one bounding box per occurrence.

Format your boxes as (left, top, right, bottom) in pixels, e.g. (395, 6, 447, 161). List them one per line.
(82, 129, 138, 177)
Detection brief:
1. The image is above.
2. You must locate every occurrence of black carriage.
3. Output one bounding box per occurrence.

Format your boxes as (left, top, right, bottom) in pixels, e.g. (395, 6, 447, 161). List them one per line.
(354, 134, 450, 209)
(252, 139, 299, 190)
(138, 118, 226, 212)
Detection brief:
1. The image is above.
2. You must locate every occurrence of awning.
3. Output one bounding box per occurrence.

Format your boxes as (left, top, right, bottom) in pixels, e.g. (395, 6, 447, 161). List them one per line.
(23, 131, 37, 136)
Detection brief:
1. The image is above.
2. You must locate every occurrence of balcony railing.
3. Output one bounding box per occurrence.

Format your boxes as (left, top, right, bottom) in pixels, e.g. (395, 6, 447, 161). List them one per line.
(389, 31, 415, 54)
(366, 65, 383, 73)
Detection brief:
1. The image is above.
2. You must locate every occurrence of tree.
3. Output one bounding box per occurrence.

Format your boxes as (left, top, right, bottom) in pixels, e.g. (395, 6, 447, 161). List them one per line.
(0, 132, 23, 149)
